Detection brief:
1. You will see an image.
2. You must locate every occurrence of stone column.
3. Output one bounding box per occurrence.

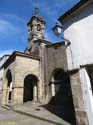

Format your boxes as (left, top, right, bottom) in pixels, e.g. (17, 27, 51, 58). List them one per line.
(13, 87, 23, 105)
(33, 85, 37, 102)
(38, 81, 42, 103)
(51, 82, 55, 97)
(1, 78, 7, 105)
(51, 77, 55, 96)
(70, 70, 88, 125)
(80, 68, 93, 125)
(6, 87, 9, 104)
(1, 89, 7, 105)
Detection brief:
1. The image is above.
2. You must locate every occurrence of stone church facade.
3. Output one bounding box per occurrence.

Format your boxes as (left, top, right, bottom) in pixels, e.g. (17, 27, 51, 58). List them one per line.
(1, 7, 89, 125)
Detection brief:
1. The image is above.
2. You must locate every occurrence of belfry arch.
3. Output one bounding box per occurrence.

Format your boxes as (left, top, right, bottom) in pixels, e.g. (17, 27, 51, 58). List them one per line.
(23, 74, 39, 103)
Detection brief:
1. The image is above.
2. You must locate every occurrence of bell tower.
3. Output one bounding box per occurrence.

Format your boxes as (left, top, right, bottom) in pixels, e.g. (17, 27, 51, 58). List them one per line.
(27, 8, 46, 50)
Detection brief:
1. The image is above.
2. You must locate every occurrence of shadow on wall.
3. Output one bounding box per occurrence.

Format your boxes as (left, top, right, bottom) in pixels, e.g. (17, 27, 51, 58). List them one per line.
(40, 70, 76, 125)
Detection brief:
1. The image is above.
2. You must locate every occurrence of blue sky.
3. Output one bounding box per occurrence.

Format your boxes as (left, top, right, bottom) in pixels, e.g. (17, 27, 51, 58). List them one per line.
(0, 0, 80, 57)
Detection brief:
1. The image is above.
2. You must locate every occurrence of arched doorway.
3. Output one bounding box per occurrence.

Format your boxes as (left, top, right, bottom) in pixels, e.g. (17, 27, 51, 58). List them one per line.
(49, 68, 72, 104)
(49, 68, 76, 124)
(6, 69, 12, 103)
(23, 74, 38, 103)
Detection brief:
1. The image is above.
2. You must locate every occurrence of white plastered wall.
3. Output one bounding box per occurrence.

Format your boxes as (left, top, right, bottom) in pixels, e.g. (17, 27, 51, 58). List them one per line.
(63, 3, 93, 69)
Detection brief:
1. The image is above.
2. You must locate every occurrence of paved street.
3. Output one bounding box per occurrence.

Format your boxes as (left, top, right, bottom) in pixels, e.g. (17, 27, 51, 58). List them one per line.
(14, 102, 72, 125)
(0, 109, 54, 125)
(0, 102, 72, 125)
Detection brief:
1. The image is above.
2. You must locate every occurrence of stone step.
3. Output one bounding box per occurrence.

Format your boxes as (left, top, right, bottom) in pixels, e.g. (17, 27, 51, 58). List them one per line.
(2, 104, 11, 110)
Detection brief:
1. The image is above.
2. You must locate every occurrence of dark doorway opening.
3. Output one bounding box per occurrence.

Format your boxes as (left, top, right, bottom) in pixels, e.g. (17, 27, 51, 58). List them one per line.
(23, 74, 38, 102)
(49, 69, 73, 105)
(47, 68, 76, 125)
(6, 69, 12, 103)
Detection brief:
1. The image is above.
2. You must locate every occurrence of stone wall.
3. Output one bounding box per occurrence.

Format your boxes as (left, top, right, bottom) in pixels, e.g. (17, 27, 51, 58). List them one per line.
(44, 43, 68, 102)
(1, 58, 15, 105)
(13, 56, 40, 105)
(70, 70, 88, 125)
(1, 55, 40, 105)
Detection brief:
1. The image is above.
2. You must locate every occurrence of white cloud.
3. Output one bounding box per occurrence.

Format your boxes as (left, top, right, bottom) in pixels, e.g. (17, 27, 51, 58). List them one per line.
(31, 0, 80, 24)
(0, 50, 13, 58)
(3, 14, 25, 23)
(32, 2, 58, 19)
(0, 20, 20, 37)
(0, 12, 25, 21)
(0, 13, 26, 39)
